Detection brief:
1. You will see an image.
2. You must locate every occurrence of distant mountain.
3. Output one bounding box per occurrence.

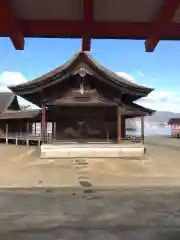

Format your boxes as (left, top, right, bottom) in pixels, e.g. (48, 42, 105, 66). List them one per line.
(145, 111, 180, 123)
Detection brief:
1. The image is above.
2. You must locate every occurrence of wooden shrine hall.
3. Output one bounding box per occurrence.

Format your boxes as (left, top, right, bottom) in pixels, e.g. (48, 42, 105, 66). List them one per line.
(7, 51, 155, 158)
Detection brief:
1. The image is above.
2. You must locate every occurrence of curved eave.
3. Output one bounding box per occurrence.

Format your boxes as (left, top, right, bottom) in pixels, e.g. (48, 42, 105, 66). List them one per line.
(9, 51, 154, 99)
(84, 52, 154, 97)
(9, 52, 80, 93)
(122, 102, 156, 117)
(132, 103, 156, 116)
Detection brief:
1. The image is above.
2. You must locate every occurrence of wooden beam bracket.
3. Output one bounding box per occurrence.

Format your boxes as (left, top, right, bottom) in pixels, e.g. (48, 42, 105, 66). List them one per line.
(0, 0, 24, 49)
(145, 0, 180, 52)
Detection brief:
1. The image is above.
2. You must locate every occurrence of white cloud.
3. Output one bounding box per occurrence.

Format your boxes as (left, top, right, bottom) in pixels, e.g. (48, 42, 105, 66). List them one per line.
(136, 90, 180, 113)
(0, 85, 11, 92)
(0, 71, 38, 109)
(136, 70, 145, 77)
(116, 72, 136, 83)
(141, 91, 176, 102)
(116, 71, 180, 113)
(0, 71, 27, 87)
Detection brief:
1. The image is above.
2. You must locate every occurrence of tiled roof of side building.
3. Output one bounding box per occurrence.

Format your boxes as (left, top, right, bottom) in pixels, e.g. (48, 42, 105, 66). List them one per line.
(0, 109, 41, 119)
(0, 92, 21, 113)
(168, 118, 180, 125)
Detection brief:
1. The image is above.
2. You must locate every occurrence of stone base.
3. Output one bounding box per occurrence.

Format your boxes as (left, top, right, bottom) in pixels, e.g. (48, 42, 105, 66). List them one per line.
(40, 143, 145, 159)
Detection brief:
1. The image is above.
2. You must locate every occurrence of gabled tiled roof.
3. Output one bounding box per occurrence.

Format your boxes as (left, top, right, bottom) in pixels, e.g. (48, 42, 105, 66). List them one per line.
(9, 51, 154, 98)
(0, 92, 21, 113)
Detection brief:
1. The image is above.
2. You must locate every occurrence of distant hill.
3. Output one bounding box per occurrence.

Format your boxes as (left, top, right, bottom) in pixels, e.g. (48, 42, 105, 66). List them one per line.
(145, 111, 180, 123)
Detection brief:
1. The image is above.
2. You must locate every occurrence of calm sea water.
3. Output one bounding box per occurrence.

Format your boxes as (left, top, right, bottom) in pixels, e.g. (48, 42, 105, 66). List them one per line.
(127, 126, 171, 137)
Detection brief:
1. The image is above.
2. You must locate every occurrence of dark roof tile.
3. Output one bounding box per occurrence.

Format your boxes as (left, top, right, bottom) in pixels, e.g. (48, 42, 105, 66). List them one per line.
(0, 92, 20, 113)
(9, 51, 154, 98)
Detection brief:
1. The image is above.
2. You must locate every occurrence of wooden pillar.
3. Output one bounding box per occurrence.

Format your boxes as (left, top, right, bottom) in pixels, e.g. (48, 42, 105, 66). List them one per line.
(26, 139, 29, 146)
(46, 122, 48, 139)
(141, 116, 145, 144)
(41, 102, 46, 143)
(52, 121, 54, 140)
(5, 123, 8, 144)
(117, 106, 121, 143)
(34, 122, 36, 136)
(121, 116, 126, 139)
(54, 122, 56, 140)
(82, 37, 91, 51)
(26, 121, 29, 133)
(105, 122, 110, 141)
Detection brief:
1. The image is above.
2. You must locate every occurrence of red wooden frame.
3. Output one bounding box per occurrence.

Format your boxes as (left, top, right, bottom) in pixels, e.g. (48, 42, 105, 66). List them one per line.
(145, 0, 180, 52)
(0, 0, 24, 50)
(0, 0, 180, 51)
(82, 0, 93, 51)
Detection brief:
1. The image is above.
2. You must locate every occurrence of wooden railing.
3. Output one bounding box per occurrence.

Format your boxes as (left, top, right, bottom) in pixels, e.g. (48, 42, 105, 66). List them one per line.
(43, 133, 142, 144)
(122, 135, 142, 143)
(0, 132, 41, 144)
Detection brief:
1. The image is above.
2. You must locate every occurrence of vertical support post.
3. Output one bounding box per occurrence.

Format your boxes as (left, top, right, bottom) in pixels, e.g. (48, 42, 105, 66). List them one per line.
(34, 122, 36, 136)
(141, 116, 145, 144)
(52, 121, 54, 140)
(26, 121, 29, 145)
(54, 122, 56, 140)
(27, 121, 29, 133)
(5, 123, 8, 144)
(46, 122, 48, 141)
(121, 116, 126, 139)
(117, 106, 121, 144)
(106, 122, 110, 141)
(41, 102, 46, 143)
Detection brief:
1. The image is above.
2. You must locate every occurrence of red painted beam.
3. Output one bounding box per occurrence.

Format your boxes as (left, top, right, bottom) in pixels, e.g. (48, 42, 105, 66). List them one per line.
(1, 20, 180, 39)
(18, 21, 150, 38)
(0, 0, 24, 50)
(145, 0, 180, 52)
(82, 0, 94, 51)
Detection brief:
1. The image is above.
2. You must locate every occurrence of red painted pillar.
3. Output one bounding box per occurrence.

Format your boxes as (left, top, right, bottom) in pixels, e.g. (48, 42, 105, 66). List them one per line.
(41, 102, 46, 143)
(82, 37, 91, 51)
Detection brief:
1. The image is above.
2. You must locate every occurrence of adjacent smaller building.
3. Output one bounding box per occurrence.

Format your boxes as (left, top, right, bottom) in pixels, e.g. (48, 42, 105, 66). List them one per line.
(168, 118, 180, 138)
(0, 92, 41, 144)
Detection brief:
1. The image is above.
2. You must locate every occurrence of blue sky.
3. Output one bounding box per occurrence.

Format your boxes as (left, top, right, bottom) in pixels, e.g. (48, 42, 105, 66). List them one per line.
(0, 37, 180, 112)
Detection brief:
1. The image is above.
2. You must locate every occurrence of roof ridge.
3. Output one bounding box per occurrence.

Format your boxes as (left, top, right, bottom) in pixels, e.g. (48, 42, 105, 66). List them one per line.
(84, 52, 153, 91)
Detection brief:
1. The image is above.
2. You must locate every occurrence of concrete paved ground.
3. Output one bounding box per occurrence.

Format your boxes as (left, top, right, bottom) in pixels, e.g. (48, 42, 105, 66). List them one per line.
(1, 136, 180, 187)
(0, 188, 180, 239)
(0, 136, 180, 238)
